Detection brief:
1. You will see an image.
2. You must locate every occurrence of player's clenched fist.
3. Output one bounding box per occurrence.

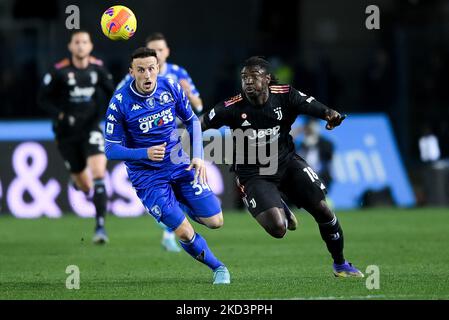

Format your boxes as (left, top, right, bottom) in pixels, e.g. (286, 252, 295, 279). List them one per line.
(325, 110, 346, 130)
(147, 142, 167, 161)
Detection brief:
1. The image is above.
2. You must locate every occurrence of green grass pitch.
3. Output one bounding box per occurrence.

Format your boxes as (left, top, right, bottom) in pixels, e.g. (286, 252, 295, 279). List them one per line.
(1, 208, 449, 299)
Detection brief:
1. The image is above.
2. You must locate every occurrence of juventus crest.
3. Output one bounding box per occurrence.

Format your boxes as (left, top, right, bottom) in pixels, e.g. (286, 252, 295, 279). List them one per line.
(274, 107, 283, 120)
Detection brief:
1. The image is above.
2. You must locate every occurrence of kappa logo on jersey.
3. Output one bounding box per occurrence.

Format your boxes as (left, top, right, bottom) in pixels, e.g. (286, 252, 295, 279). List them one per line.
(131, 104, 142, 111)
(107, 114, 117, 122)
(224, 94, 243, 107)
(248, 125, 280, 140)
(274, 107, 283, 120)
(138, 108, 174, 133)
(115, 93, 123, 103)
(159, 91, 174, 105)
(108, 102, 117, 111)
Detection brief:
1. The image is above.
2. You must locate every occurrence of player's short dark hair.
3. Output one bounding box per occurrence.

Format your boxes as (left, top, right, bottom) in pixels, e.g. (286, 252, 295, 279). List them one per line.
(243, 56, 272, 72)
(242, 56, 279, 84)
(145, 32, 167, 45)
(69, 29, 91, 42)
(130, 47, 158, 66)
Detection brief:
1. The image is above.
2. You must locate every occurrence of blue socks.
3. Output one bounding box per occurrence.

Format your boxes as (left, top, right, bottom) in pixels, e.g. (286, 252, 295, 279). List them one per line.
(179, 233, 223, 270)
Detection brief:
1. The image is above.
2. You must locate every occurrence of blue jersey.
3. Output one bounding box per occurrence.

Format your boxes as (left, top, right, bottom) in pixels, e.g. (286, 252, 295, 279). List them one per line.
(104, 76, 220, 232)
(104, 76, 194, 174)
(116, 63, 200, 97)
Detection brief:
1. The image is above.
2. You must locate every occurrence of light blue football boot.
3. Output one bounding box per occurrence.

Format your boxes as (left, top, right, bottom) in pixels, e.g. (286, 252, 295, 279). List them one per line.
(213, 266, 231, 285)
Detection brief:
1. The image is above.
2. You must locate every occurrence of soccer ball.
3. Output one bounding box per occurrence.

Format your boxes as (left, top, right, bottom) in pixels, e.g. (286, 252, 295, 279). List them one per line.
(100, 5, 137, 41)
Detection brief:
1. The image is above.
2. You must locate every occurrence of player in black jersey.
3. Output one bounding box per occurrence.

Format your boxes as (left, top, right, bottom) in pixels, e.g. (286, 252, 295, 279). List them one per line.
(201, 56, 363, 277)
(38, 30, 115, 244)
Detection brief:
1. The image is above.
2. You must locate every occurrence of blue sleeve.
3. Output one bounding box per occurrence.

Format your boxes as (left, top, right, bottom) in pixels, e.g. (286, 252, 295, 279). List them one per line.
(172, 80, 194, 122)
(170, 80, 203, 159)
(105, 141, 148, 160)
(104, 94, 148, 161)
(184, 114, 204, 159)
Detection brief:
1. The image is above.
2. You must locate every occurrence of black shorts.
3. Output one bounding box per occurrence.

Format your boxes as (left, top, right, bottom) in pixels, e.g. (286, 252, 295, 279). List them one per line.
(55, 128, 105, 173)
(236, 154, 327, 217)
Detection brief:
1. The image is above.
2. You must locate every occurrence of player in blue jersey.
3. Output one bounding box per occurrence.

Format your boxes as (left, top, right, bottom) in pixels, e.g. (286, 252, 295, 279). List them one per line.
(117, 33, 204, 252)
(104, 47, 230, 284)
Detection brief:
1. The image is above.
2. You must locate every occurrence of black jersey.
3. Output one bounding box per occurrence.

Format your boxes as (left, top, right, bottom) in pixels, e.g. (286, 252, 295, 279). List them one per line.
(38, 57, 114, 138)
(202, 84, 333, 177)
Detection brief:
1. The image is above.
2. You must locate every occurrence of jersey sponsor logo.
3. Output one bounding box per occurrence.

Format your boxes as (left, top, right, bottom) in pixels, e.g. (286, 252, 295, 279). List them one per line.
(159, 91, 174, 105)
(274, 107, 283, 120)
(208, 108, 216, 120)
(115, 93, 123, 103)
(107, 114, 117, 122)
(242, 120, 251, 127)
(248, 125, 280, 140)
(108, 102, 118, 111)
(224, 94, 242, 107)
(131, 104, 142, 111)
(106, 122, 114, 134)
(138, 108, 174, 133)
(69, 86, 95, 98)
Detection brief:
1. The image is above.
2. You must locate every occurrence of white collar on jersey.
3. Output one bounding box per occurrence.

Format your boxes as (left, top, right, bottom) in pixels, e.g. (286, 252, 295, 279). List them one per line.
(129, 79, 158, 98)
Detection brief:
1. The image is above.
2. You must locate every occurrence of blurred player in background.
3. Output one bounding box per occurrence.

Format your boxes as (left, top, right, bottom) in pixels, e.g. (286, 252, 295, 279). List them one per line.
(296, 119, 335, 191)
(38, 30, 114, 244)
(202, 56, 363, 277)
(104, 47, 230, 284)
(117, 32, 204, 252)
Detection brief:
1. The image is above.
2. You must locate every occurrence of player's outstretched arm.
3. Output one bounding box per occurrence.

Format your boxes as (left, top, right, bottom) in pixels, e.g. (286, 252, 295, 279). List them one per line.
(290, 87, 346, 130)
